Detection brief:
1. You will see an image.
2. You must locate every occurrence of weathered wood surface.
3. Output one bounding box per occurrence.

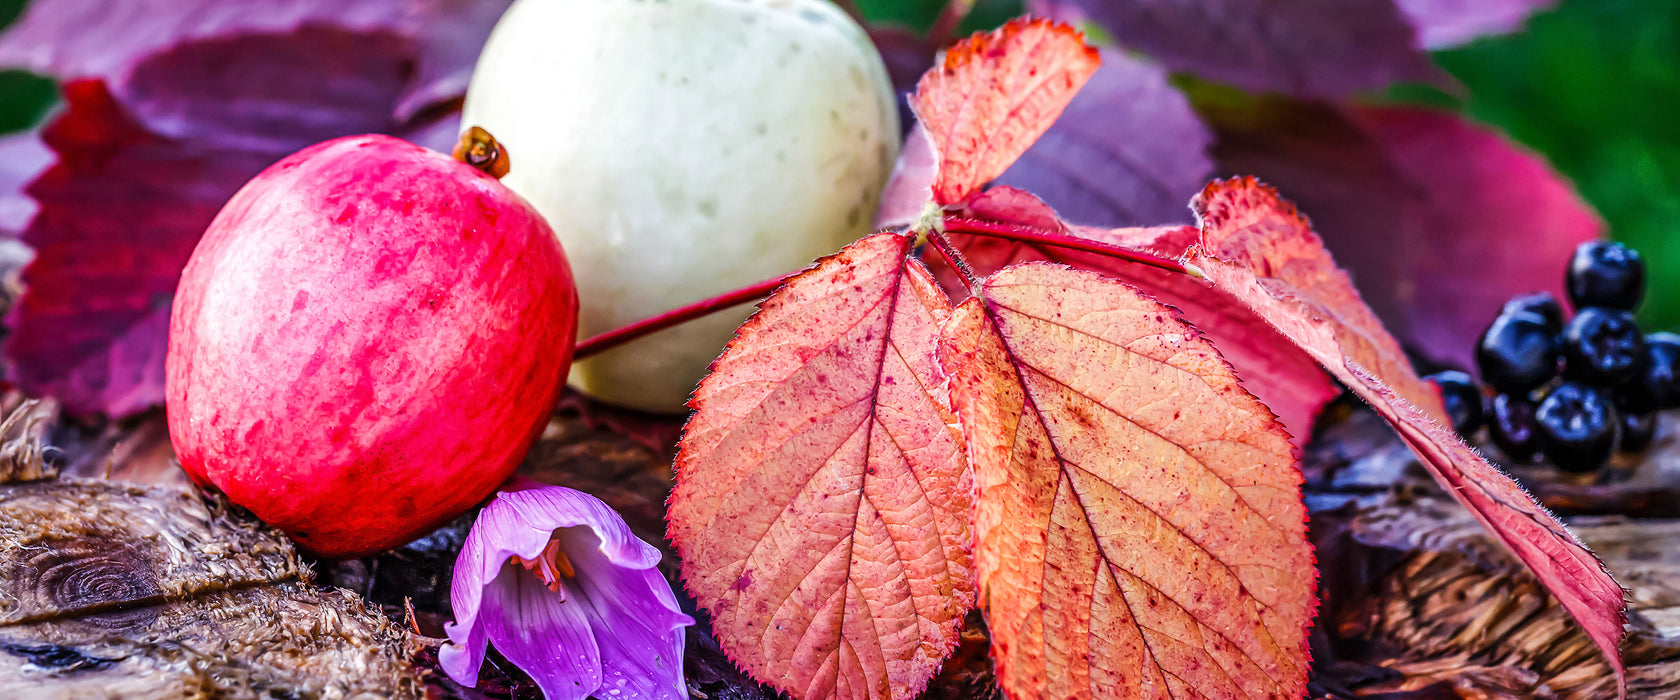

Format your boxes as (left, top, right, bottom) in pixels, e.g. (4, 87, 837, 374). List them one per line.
(1305, 401, 1680, 698)
(9, 388, 1680, 698)
(0, 477, 422, 698)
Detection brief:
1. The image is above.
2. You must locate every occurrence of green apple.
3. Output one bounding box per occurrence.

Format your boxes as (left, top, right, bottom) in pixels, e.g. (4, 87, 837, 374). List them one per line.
(462, 0, 900, 413)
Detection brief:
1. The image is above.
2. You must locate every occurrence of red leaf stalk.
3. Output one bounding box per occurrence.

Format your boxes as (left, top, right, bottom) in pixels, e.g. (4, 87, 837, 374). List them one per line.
(573, 274, 792, 360)
(941, 216, 1193, 276)
(926, 228, 983, 294)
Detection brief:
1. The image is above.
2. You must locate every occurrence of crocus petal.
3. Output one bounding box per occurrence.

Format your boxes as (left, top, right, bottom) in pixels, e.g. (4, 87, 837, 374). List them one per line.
(560, 527, 691, 700)
(482, 563, 604, 700)
(442, 484, 694, 700)
(438, 602, 490, 685)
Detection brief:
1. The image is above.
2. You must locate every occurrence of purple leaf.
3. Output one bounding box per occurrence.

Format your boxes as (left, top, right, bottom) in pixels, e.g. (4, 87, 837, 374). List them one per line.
(0, 134, 51, 233)
(1209, 100, 1602, 373)
(1048, 0, 1441, 96)
(6, 24, 445, 416)
(992, 48, 1212, 227)
(877, 47, 1211, 231)
(868, 25, 939, 135)
(120, 29, 411, 146)
(0, 0, 508, 122)
(1395, 0, 1559, 48)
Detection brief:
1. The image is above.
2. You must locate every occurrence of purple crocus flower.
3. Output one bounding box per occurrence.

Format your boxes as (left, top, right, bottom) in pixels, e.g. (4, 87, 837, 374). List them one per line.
(441, 481, 694, 700)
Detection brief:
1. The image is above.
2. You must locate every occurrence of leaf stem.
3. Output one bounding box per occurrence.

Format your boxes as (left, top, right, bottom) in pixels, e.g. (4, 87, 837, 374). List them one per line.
(926, 228, 983, 294)
(941, 216, 1192, 276)
(572, 274, 792, 361)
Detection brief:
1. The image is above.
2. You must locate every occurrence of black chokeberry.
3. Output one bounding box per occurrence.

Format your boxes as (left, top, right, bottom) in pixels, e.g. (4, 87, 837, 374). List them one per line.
(1535, 382, 1620, 473)
(1476, 311, 1561, 394)
(1621, 410, 1657, 453)
(1489, 393, 1541, 463)
(1567, 241, 1645, 311)
(1622, 331, 1680, 413)
(1502, 291, 1565, 333)
(1425, 371, 1483, 435)
(1562, 307, 1647, 386)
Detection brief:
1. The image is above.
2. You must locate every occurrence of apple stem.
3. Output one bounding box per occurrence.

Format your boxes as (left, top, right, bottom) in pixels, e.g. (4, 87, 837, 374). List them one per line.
(925, 228, 982, 293)
(453, 126, 511, 179)
(941, 216, 1192, 276)
(572, 274, 793, 360)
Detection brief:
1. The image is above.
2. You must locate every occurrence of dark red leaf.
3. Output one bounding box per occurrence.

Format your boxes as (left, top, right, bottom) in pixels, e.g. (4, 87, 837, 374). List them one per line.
(1186, 177, 1628, 696)
(1210, 101, 1602, 373)
(8, 81, 268, 416)
(991, 48, 1213, 228)
(7, 25, 439, 416)
(1046, 0, 1440, 97)
(910, 18, 1099, 205)
(927, 187, 1338, 445)
(0, 0, 507, 120)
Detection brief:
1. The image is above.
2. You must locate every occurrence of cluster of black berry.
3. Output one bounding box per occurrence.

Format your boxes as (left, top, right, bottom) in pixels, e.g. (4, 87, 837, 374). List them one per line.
(1427, 241, 1679, 474)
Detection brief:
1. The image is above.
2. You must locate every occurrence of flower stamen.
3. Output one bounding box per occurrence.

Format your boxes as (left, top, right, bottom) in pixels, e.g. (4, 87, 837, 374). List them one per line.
(515, 536, 577, 595)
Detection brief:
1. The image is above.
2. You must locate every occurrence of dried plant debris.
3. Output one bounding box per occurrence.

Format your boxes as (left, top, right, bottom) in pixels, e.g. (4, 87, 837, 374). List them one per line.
(0, 387, 185, 488)
(1296, 401, 1680, 694)
(1302, 399, 1680, 698)
(0, 395, 60, 483)
(0, 478, 423, 698)
(50, 410, 186, 488)
(1309, 496, 1680, 697)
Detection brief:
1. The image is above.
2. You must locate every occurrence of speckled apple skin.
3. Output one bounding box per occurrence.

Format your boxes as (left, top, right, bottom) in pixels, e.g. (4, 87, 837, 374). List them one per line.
(165, 135, 578, 558)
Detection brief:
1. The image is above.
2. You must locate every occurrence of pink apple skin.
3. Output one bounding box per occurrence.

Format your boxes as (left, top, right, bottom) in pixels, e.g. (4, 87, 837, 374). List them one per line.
(166, 134, 578, 558)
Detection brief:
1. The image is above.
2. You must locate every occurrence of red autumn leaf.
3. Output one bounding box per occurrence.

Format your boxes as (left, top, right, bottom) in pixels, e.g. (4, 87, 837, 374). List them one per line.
(1210, 101, 1601, 374)
(991, 48, 1214, 228)
(909, 18, 1099, 206)
(6, 26, 448, 417)
(1185, 179, 1443, 420)
(668, 232, 974, 700)
(1185, 177, 1628, 695)
(940, 263, 1315, 699)
(927, 187, 1338, 446)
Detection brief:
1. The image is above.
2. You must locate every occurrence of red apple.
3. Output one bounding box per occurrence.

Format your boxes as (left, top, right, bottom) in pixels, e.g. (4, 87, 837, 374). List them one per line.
(166, 134, 577, 558)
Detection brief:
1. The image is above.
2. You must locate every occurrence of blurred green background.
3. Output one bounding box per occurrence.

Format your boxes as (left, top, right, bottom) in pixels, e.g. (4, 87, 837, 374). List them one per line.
(0, 0, 51, 135)
(3, 0, 1677, 328)
(1392, 0, 1680, 332)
